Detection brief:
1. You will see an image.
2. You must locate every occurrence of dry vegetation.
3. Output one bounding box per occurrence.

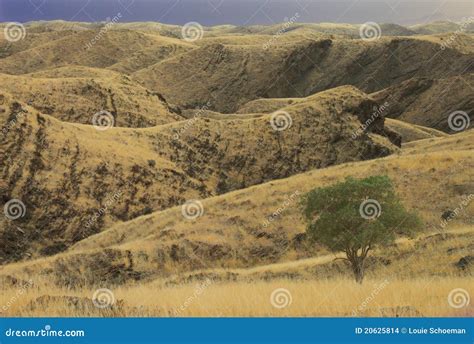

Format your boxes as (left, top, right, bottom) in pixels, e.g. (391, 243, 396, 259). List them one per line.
(2, 277, 473, 317)
(1, 226, 472, 317)
(0, 20, 472, 317)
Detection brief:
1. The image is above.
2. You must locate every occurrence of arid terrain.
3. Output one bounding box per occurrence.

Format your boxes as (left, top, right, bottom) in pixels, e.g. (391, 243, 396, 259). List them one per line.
(0, 20, 472, 317)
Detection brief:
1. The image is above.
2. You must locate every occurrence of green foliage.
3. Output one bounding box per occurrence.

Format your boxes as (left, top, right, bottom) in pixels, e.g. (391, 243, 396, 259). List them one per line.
(301, 175, 422, 253)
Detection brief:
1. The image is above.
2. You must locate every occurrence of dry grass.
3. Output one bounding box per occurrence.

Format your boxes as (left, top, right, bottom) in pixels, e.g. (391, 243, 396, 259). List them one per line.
(1, 21, 472, 319)
(0, 72, 182, 127)
(2, 276, 472, 317)
(1, 226, 472, 317)
(1, 85, 398, 263)
(121, 277, 474, 317)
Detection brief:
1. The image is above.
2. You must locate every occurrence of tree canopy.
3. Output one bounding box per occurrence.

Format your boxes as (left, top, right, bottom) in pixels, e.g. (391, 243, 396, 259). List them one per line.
(301, 175, 422, 282)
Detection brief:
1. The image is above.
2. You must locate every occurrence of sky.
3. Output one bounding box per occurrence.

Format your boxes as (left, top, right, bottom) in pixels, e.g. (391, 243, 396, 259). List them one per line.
(0, 0, 473, 26)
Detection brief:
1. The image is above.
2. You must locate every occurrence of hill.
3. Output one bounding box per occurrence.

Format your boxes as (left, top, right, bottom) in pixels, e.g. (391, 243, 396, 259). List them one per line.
(371, 74, 474, 133)
(0, 72, 182, 127)
(0, 86, 398, 263)
(0, 20, 472, 318)
(133, 37, 473, 113)
(0, 130, 471, 289)
(410, 21, 474, 35)
(0, 29, 191, 75)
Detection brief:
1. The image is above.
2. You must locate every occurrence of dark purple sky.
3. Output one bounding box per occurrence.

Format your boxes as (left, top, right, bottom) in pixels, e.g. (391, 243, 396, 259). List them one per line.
(0, 0, 472, 26)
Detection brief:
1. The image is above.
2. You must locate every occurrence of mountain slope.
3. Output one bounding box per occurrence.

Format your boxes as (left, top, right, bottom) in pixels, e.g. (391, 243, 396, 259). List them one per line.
(0, 86, 397, 263)
(384, 118, 448, 143)
(0, 29, 190, 75)
(410, 21, 474, 35)
(371, 74, 474, 133)
(1, 130, 471, 288)
(0, 72, 183, 127)
(133, 37, 473, 113)
(235, 95, 448, 143)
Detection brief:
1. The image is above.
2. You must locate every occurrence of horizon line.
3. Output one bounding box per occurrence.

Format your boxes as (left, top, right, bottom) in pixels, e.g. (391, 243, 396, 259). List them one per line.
(1, 18, 470, 27)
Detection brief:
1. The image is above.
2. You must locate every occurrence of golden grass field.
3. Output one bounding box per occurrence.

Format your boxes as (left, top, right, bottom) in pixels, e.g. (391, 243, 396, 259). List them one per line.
(3, 277, 471, 317)
(2, 226, 472, 317)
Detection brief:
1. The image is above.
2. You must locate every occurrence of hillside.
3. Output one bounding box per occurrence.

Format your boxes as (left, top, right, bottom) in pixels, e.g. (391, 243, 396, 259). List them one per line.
(371, 74, 474, 133)
(0, 29, 190, 75)
(0, 130, 472, 290)
(0, 72, 182, 127)
(410, 21, 474, 35)
(0, 30, 80, 59)
(2, 21, 472, 124)
(0, 20, 472, 318)
(0, 86, 398, 263)
(133, 36, 473, 113)
(384, 118, 448, 142)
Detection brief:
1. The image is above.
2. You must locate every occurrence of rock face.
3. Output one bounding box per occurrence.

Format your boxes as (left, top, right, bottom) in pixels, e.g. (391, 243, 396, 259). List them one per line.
(0, 86, 397, 263)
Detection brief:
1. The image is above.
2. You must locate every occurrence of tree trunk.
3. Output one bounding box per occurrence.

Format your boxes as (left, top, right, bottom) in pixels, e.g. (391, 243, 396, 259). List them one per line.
(350, 257, 365, 284)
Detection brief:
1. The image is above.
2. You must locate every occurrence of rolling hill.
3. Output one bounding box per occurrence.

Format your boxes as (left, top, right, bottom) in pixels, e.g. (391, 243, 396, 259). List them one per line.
(0, 29, 191, 75)
(0, 130, 471, 289)
(371, 74, 474, 133)
(0, 20, 472, 317)
(0, 86, 398, 263)
(0, 72, 183, 127)
(133, 36, 473, 113)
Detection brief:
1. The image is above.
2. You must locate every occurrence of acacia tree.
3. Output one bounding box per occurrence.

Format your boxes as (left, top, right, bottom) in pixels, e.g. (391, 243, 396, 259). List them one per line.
(301, 176, 422, 283)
